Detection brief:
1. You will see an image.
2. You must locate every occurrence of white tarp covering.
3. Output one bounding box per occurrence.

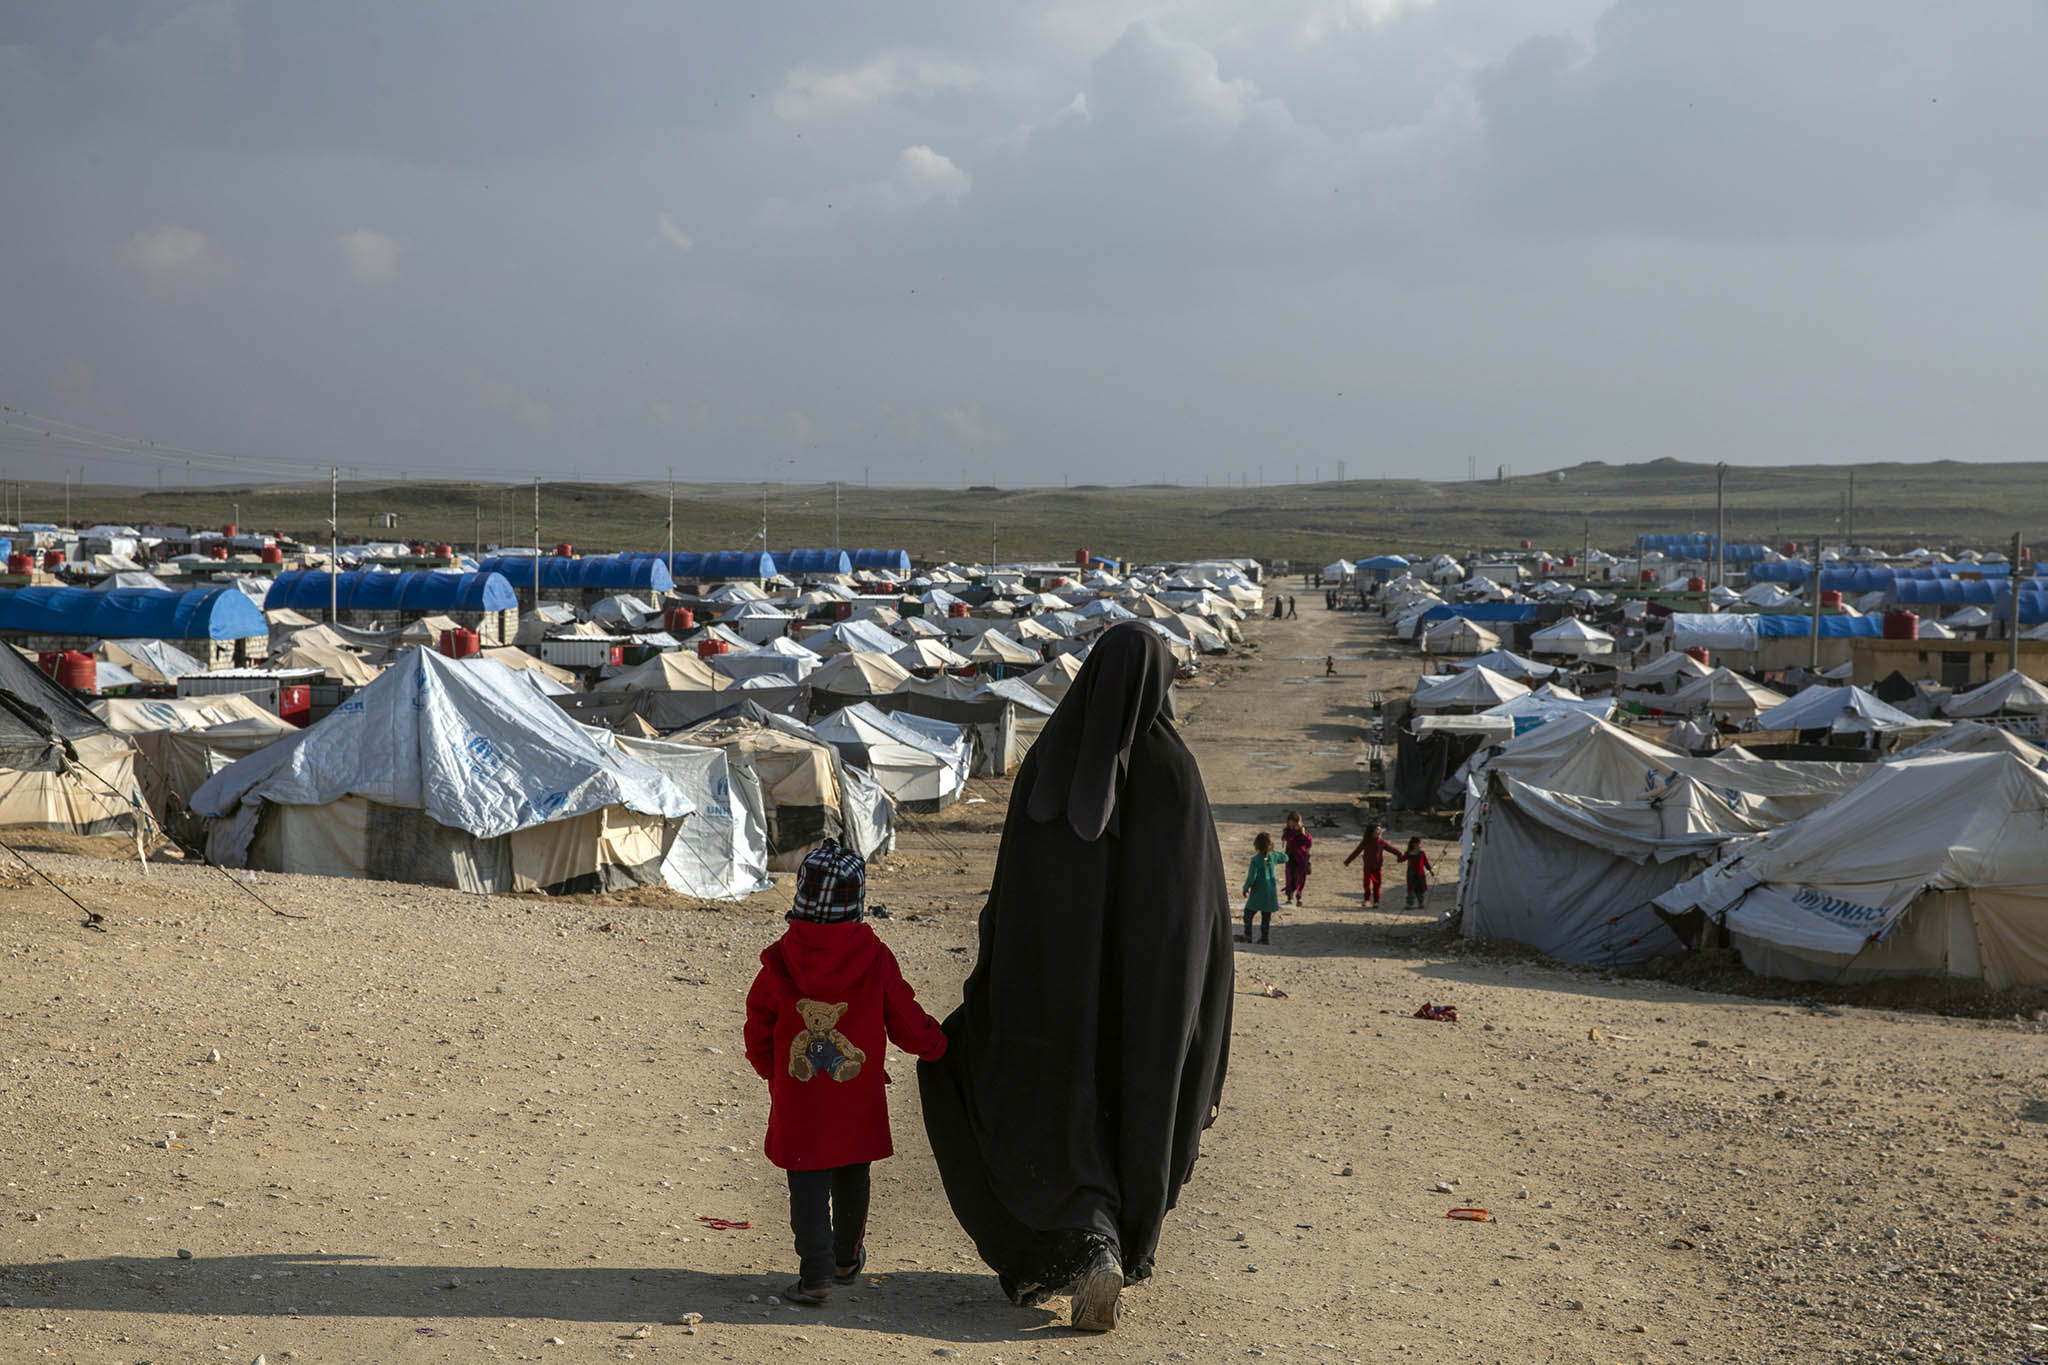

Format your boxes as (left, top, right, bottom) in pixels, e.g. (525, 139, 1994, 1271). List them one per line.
(1653, 753, 2048, 986)
(1411, 665, 1529, 713)
(604, 733, 772, 901)
(192, 648, 691, 867)
(1665, 613, 1760, 652)
(812, 702, 970, 808)
(1941, 669, 2048, 718)
(1528, 617, 1616, 655)
(1459, 773, 1736, 965)
(1754, 684, 1942, 736)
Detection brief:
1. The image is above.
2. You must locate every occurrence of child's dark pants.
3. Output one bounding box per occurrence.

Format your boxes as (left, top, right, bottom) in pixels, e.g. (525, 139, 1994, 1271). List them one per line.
(1241, 909, 1271, 942)
(787, 1163, 871, 1288)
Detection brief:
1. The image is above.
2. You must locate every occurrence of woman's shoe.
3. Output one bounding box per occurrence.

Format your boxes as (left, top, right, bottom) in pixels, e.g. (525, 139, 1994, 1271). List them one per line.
(1069, 1247, 1123, 1332)
(833, 1245, 867, 1283)
(783, 1280, 832, 1305)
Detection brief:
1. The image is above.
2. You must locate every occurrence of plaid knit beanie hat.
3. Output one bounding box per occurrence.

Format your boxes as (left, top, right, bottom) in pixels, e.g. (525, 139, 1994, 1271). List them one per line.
(788, 838, 866, 923)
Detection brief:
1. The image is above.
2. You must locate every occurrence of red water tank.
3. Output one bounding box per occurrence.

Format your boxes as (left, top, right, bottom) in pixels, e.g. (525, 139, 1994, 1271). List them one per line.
(5, 552, 31, 575)
(1819, 590, 1843, 609)
(438, 628, 481, 658)
(1639, 570, 1655, 584)
(833, 601, 853, 621)
(1883, 609, 1919, 640)
(222, 523, 237, 537)
(42, 549, 63, 570)
(260, 545, 284, 564)
(664, 606, 695, 633)
(56, 650, 97, 693)
(554, 542, 574, 557)
(1685, 647, 1710, 665)
(278, 685, 312, 727)
(696, 638, 731, 659)
(1520, 539, 1532, 550)
(1686, 576, 1707, 592)
(1076, 548, 1090, 567)
(1562, 555, 1577, 568)
(1782, 541, 1799, 555)
(209, 546, 230, 561)
(948, 601, 971, 618)
(36, 651, 59, 675)
(435, 544, 454, 559)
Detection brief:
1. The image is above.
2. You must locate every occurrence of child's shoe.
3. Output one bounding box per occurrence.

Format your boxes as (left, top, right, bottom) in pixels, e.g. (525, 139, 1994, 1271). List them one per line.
(784, 1280, 832, 1305)
(834, 1245, 867, 1283)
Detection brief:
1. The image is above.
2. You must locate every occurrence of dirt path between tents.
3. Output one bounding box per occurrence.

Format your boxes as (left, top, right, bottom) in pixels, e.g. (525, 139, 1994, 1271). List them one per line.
(3, 598, 2046, 1365)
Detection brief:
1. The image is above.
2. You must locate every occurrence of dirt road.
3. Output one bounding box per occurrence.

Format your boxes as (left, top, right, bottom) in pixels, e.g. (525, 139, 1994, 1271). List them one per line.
(3, 601, 2044, 1364)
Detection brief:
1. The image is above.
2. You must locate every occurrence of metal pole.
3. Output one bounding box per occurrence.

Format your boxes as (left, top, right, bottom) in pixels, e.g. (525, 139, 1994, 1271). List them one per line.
(532, 477, 541, 603)
(1846, 470, 1855, 553)
(328, 467, 338, 624)
(1714, 463, 1726, 589)
(2012, 531, 2025, 675)
(666, 467, 675, 568)
(1809, 535, 1822, 672)
(833, 481, 841, 550)
(473, 504, 481, 558)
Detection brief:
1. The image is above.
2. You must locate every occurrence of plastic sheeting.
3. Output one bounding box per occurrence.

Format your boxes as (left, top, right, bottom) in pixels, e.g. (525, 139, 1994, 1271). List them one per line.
(602, 732, 773, 901)
(475, 555, 675, 593)
(191, 649, 691, 866)
(1654, 753, 2048, 985)
(0, 585, 268, 641)
(266, 570, 519, 613)
(772, 549, 854, 577)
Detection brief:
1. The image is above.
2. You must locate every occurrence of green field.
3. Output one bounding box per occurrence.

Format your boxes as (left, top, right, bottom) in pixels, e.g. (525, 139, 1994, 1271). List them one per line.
(14, 458, 2044, 566)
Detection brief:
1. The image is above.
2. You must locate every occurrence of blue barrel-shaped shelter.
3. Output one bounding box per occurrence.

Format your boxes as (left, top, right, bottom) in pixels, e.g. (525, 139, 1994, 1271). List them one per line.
(847, 549, 912, 576)
(645, 551, 778, 583)
(0, 585, 270, 666)
(772, 549, 854, 577)
(268, 569, 525, 643)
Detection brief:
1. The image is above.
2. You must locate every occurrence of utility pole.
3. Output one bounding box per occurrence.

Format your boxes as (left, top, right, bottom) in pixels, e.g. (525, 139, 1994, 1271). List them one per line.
(990, 520, 997, 569)
(473, 504, 482, 558)
(833, 481, 841, 550)
(667, 466, 675, 567)
(328, 467, 339, 624)
(1809, 535, 1822, 672)
(2012, 531, 2025, 675)
(1714, 462, 1726, 589)
(759, 487, 768, 553)
(65, 474, 71, 527)
(1846, 470, 1855, 552)
(1583, 518, 1591, 578)
(232, 500, 240, 534)
(532, 477, 541, 603)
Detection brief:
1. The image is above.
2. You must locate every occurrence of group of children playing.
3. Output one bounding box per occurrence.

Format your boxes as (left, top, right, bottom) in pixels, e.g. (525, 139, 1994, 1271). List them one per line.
(1238, 812, 1432, 943)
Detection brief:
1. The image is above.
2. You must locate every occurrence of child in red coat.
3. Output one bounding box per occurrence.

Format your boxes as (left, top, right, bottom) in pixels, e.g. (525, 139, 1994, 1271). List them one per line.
(745, 839, 949, 1305)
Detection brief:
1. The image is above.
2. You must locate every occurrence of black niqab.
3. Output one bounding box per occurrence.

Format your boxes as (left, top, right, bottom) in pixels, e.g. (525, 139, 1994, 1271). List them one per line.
(920, 622, 1233, 1299)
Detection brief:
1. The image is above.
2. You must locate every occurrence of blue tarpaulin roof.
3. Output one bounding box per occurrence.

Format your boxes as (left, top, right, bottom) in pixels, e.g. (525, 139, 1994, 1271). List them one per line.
(1751, 613, 1884, 638)
(474, 555, 674, 593)
(1893, 579, 2002, 606)
(1357, 555, 1411, 570)
(266, 570, 521, 613)
(772, 549, 854, 576)
(0, 585, 268, 640)
(633, 551, 778, 581)
(847, 549, 912, 575)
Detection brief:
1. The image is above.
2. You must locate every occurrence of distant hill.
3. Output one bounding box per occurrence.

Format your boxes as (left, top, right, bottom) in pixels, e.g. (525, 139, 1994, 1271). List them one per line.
(21, 459, 2046, 565)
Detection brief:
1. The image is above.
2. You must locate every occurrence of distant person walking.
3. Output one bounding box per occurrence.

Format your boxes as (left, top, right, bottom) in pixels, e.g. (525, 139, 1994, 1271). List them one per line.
(1324, 655, 1336, 678)
(1286, 596, 1297, 619)
(1272, 598, 1285, 620)
(1240, 832, 1287, 944)
(1342, 823, 1400, 909)
(1396, 837, 1433, 911)
(1281, 810, 1313, 907)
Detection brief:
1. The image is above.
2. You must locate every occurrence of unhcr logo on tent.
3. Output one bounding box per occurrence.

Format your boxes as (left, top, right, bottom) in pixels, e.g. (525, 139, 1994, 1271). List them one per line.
(1791, 886, 1888, 929)
(461, 730, 505, 778)
(529, 789, 569, 820)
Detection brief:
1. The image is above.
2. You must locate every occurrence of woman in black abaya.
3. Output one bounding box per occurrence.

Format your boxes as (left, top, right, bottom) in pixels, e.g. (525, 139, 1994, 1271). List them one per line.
(919, 622, 1233, 1332)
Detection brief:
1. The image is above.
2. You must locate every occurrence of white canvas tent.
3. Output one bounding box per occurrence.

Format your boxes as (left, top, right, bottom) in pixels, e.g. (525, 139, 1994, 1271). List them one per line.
(1529, 616, 1617, 656)
(1940, 669, 2048, 719)
(1411, 665, 1529, 714)
(601, 732, 772, 901)
(1654, 753, 2048, 987)
(191, 649, 692, 894)
(1754, 684, 1944, 737)
(1448, 648, 1558, 682)
(811, 702, 970, 810)
(1422, 617, 1501, 656)
(595, 650, 728, 693)
(1656, 667, 1789, 721)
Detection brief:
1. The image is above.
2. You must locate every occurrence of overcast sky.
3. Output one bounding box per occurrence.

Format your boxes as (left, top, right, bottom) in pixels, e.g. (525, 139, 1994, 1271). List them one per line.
(5, 2, 2046, 488)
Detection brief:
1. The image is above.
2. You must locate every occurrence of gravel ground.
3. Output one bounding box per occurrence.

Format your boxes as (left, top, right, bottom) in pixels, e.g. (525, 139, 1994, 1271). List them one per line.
(2, 604, 2045, 1364)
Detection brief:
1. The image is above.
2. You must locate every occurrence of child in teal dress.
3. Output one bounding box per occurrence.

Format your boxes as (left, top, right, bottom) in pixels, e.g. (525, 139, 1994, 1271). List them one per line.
(1239, 832, 1289, 945)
